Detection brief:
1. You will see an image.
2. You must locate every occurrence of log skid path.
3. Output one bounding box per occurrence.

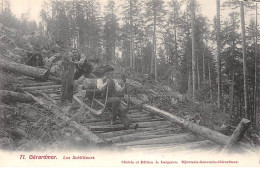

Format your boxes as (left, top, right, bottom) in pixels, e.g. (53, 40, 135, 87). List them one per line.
(20, 80, 221, 153)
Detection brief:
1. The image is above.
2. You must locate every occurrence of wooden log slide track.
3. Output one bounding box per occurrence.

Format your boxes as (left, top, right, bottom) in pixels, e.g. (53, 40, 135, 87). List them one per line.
(5, 77, 252, 153)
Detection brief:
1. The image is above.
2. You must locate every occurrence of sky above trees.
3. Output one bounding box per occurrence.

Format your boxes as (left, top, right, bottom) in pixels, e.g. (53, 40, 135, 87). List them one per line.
(9, 0, 241, 23)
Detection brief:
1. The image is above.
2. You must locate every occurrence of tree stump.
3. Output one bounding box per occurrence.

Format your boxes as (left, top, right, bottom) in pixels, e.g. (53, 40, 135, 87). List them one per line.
(60, 56, 74, 102)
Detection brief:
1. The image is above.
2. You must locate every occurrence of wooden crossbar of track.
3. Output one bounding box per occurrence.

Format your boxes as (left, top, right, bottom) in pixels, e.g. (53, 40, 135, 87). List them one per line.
(20, 82, 221, 153)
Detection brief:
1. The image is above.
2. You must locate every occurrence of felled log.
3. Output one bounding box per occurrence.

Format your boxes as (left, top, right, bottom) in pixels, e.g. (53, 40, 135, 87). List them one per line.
(158, 140, 215, 153)
(129, 140, 215, 152)
(169, 140, 215, 151)
(111, 134, 177, 145)
(99, 125, 172, 138)
(130, 97, 251, 149)
(0, 58, 49, 80)
(17, 82, 57, 87)
(114, 133, 200, 147)
(128, 112, 150, 118)
(0, 90, 34, 103)
(89, 124, 138, 132)
(89, 120, 172, 132)
(26, 92, 108, 145)
(21, 85, 61, 91)
(127, 110, 148, 115)
(106, 127, 178, 143)
(130, 117, 164, 123)
(84, 121, 109, 126)
(61, 116, 109, 146)
(133, 120, 172, 128)
(221, 118, 251, 153)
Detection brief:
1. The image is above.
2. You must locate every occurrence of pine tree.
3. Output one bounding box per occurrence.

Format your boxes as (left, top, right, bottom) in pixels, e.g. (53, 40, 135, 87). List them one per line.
(167, 0, 181, 67)
(216, 0, 222, 108)
(254, 3, 259, 128)
(120, 0, 141, 69)
(191, 0, 196, 99)
(103, 0, 119, 64)
(145, 0, 165, 81)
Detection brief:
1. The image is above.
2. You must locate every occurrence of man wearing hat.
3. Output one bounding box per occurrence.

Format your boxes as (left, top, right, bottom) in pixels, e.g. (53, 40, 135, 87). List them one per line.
(71, 49, 94, 80)
(96, 66, 131, 128)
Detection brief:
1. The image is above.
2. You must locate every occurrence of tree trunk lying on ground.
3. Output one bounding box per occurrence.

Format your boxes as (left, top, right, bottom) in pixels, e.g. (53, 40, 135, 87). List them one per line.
(114, 133, 201, 147)
(106, 127, 179, 143)
(129, 97, 251, 150)
(21, 85, 61, 91)
(129, 140, 216, 153)
(0, 90, 34, 103)
(17, 82, 58, 87)
(99, 125, 172, 138)
(0, 58, 49, 80)
(221, 118, 251, 153)
(26, 92, 108, 146)
(88, 120, 172, 133)
(155, 140, 216, 152)
(89, 124, 138, 132)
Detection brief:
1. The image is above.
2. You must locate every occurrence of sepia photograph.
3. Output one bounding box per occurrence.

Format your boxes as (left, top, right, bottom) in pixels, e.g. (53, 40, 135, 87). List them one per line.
(0, 0, 259, 167)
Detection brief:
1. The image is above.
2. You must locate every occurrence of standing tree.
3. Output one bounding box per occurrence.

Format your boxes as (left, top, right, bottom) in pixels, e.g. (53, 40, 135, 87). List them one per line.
(120, 0, 141, 69)
(240, 1, 248, 118)
(221, 12, 241, 116)
(165, 0, 182, 71)
(191, 0, 196, 99)
(254, 3, 258, 128)
(220, 12, 238, 115)
(103, 0, 119, 65)
(130, 0, 134, 69)
(216, 0, 222, 108)
(84, 0, 103, 59)
(145, 0, 165, 81)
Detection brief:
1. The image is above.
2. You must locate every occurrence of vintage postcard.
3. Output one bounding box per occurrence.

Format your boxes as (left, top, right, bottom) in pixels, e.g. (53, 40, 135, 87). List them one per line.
(0, 0, 259, 167)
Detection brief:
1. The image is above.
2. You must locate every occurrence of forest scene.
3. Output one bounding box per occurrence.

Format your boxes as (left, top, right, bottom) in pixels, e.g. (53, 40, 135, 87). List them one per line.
(0, 0, 259, 157)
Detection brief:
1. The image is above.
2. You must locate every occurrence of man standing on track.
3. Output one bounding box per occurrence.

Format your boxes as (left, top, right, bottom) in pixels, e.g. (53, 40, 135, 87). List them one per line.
(70, 49, 94, 80)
